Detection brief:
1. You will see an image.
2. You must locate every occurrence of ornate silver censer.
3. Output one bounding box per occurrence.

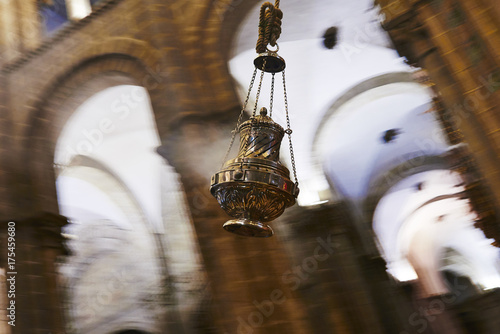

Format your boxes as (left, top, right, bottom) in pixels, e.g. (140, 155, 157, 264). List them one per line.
(210, 0, 299, 237)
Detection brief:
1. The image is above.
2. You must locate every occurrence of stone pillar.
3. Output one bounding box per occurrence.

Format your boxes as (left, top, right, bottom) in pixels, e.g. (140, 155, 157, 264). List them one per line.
(0, 268, 12, 333)
(451, 289, 500, 333)
(0, 73, 13, 222)
(413, 293, 465, 334)
(358, 255, 417, 334)
(281, 202, 407, 334)
(0, 0, 41, 64)
(16, 0, 41, 51)
(0, 213, 67, 334)
(280, 203, 374, 334)
(0, 1, 19, 63)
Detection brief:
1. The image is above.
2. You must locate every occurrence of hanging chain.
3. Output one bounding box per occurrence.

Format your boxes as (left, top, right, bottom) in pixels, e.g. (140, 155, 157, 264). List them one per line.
(221, 67, 258, 167)
(269, 72, 275, 118)
(282, 69, 298, 186)
(240, 68, 266, 158)
(252, 69, 266, 116)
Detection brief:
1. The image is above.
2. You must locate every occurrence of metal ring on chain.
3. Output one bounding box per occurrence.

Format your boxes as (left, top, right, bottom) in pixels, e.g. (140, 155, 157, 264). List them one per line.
(267, 43, 279, 53)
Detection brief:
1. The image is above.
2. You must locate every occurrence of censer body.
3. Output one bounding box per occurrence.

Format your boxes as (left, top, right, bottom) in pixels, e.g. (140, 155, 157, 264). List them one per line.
(210, 108, 298, 237)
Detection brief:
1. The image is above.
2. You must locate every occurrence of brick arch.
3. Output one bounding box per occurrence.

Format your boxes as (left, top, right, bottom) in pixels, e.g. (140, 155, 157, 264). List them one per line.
(25, 37, 165, 135)
(86, 37, 163, 69)
(23, 52, 172, 217)
(209, 0, 260, 62)
(363, 156, 449, 224)
(192, 0, 260, 112)
(58, 154, 149, 227)
(145, 0, 259, 121)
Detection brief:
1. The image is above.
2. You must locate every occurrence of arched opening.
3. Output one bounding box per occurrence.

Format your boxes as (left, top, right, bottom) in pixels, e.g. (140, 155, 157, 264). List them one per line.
(55, 84, 164, 229)
(441, 248, 481, 304)
(373, 169, 500, 296)
(54, 83, 204, 333)
(55, 84, 165, 333)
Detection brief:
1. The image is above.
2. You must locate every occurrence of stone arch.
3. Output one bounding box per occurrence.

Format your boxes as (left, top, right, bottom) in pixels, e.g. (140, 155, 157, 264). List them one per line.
(186, 0, 260, 112)
(310, 72, 420, 203)
(312, 72, 416, 156)
(363, 155, 449, 224)
(26, 37, 166, 135)
(58, 154, 148, 227)
(303, 72, 443, 255)
(363, 162, 452, 263)
(11, 37, 166, 131)
(23, 49, 171, 216)
(212, 0, 260, 61)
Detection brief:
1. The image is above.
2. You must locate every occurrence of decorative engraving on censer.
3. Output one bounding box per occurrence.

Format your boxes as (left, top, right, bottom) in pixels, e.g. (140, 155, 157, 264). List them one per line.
(210, 108, 298, 237)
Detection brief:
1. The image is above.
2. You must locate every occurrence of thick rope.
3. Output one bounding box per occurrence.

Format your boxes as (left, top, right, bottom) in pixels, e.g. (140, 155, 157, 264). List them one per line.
(256, 1, 283, 53)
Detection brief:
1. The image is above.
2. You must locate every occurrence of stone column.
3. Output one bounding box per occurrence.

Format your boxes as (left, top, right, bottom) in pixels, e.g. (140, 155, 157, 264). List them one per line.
(0, 213, 67, 334)
(413, 293, 465, 334)
(0, 0, 41, 64)
(450, 289, 500, 333)
(280, 202, 390, 334)
(0, 1, 19, 63)
(16, 0, 41, 51)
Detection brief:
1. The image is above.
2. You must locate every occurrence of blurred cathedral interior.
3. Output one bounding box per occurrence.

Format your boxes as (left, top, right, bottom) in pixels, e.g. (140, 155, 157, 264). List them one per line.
(1, 0, 500, 333)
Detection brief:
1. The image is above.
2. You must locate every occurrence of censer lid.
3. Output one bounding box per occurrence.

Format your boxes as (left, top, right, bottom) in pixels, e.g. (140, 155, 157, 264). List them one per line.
(238, 107, 284, 134)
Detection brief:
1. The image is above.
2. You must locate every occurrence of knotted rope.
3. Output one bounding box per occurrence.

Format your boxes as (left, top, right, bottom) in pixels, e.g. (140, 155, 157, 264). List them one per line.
(256, 1, 283, 53)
